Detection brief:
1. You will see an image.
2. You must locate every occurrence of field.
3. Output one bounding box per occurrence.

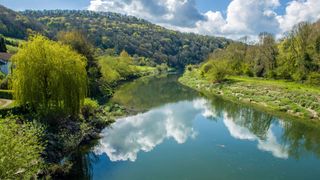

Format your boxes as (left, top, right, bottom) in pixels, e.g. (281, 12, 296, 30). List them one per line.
(179, 69, 320, 121)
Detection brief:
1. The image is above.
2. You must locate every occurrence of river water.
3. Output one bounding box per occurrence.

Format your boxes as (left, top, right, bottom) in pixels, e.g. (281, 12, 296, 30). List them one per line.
(70, 75, 320, 180)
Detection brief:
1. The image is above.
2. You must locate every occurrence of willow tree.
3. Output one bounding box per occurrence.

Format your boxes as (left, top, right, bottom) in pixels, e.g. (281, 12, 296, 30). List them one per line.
(11, 35, 87, 116)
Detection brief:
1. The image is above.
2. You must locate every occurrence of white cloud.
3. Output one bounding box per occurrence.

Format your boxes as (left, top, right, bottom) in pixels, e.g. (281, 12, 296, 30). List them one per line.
(88, 0, 204, 27)
(277, 0, 320, 32)
(88, 0, 320, 40)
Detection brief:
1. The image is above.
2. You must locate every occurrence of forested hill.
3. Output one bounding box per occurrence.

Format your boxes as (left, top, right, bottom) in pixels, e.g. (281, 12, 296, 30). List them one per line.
(22, 10, 230, 67)
(0, 5, 43, 39)
(0, 4, 230, 67)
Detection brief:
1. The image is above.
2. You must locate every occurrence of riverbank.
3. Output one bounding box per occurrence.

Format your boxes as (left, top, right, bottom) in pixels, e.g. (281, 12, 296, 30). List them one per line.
(179, 69, 320, 121)
(44, 72, 171, 178)
(42, 101, 128, 178)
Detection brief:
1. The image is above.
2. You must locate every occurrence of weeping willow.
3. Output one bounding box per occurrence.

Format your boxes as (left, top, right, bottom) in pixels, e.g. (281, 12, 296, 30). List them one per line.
(11, 35, 87, 116)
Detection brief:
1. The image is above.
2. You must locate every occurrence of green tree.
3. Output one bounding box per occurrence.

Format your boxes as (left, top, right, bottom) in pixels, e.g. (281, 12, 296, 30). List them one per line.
(0, 118, 44, 179)
(258, 32, 278, 77)
(57, 31, 95, 67)
(225, 42, 247, 75)
(11, 35, 87, 116)
(57, 30, 102, 97)
(120, 50, 130, 58)
(0, 35, 7, 52)
(288, 22, 314, 80)
(202, 59, 231, 83)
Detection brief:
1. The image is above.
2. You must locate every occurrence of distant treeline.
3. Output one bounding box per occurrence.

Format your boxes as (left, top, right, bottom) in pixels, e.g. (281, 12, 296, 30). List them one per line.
(201, 21, 320, 85)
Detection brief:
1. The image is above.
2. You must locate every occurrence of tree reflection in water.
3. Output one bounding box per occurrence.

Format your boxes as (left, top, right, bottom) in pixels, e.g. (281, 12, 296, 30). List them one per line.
(208, 96, 320, 160)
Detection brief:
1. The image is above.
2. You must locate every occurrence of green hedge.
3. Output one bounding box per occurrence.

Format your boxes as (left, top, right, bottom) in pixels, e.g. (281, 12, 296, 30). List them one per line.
(0, 90, 13, 99)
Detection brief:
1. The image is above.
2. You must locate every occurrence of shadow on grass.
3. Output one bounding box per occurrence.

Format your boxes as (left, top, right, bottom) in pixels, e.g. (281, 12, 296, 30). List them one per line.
(223, 78, 242, 85)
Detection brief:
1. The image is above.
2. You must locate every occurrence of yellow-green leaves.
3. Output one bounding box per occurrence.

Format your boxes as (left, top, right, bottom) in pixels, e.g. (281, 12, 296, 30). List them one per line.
(98, 55, 137, 85)
(0, 118, 44, 179)
(11, 35, 88, 116)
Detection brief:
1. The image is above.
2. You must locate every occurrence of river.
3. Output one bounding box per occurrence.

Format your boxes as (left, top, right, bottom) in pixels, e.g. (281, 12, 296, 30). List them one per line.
(69, 75, 320, 180)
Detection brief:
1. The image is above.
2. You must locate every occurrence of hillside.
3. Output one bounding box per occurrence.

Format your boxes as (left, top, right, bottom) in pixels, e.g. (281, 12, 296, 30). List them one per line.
(0, 5, 43, 39)
(0, 5, 229, 67)
(22, 10, 230, 67)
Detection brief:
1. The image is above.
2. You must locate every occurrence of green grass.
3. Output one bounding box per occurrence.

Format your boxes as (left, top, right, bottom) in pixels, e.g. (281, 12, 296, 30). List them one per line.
(4, 36, 25, 44)
(2, 35, 25, 54)
(6, 45, 18, 54)
(229, 76, 320, 94)
(179, 69, 320, 121)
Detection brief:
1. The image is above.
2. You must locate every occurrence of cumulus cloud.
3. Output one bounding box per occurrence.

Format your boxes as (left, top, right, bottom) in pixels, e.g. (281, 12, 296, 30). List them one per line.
(94, 99, 213, 162)
(277, 0, 320, 32)
(88, 0, 320, 39)
(88, 0, 205, 27)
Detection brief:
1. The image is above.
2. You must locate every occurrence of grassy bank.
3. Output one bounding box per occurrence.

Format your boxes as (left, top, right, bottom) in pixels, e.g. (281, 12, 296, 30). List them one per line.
(179, 69, 320, 121)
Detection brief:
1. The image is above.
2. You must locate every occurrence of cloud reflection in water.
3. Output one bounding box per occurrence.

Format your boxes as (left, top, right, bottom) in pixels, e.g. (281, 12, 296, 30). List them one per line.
(94, 98, 289, 162)
(223, 113, 289, 159)
(94, 99, 212, 162)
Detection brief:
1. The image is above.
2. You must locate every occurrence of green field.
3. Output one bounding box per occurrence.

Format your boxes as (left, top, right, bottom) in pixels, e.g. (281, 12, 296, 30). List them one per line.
(2, 36, 24, 53)
(179, 69, 320, 121)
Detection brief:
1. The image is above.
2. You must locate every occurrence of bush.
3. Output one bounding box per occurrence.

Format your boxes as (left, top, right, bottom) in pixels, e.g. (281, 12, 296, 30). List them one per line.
(81, 98, 99, 119)
(99, 55, 139, 85)
(0, 117, 45, 179)
(307, 72, 320, 86)
(202, 59, 231, 83)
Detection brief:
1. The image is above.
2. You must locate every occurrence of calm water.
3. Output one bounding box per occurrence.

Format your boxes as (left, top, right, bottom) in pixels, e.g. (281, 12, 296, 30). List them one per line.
(71, 75, 320, 180)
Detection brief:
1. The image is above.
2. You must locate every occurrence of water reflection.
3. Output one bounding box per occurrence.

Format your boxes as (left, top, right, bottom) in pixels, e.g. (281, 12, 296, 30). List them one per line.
(72, 77, 320, 179)
(112, 75, 198, 111)
(223, 113, 289, 159)
(94, 99, 213, 162)
(96, 95, 320, 162)
(208, 96, 320, 159)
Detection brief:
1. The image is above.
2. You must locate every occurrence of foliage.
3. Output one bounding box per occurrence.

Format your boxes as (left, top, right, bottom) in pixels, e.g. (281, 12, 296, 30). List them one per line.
(57, 30, 94, 64)
(81, 98, 99, 119)
(11, 35, 87, 117)
(18, 10, 229, 68)
(0, 117, 45, 179)
(120, 50, 130, 58)
(99, 55, 138, 84)
(205, 21, 320, 84)
(201, 59, 231, 83)
(0, 5, 43, 39)
(307, 72, 320, 86)
(57, 30, 102, 97)
(156, 63, 169, 74)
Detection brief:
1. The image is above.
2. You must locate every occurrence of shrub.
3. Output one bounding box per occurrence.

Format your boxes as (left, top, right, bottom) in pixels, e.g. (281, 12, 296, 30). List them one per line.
(203, 59, 231, 83)
(99, 55, 139, 85)
(81, 98, 99, 119)
(0, 117, 45, 179)
(307, 72, 320, 86)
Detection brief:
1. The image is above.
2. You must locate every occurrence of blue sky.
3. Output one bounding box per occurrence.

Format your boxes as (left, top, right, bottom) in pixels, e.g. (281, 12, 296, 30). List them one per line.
(0, 0, 319, 39)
